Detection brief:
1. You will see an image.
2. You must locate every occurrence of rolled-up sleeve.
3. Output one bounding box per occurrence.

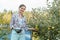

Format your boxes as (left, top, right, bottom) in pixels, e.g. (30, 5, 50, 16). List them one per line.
(25, 25, 29, 31)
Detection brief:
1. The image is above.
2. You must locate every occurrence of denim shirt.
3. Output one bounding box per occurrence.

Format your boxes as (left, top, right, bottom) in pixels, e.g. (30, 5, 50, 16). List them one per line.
(10, 13, 28, 30)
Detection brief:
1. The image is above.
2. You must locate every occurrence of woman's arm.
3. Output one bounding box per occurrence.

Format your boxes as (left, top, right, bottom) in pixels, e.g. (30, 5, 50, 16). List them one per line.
(10, 14, 15, 30)
(24, 17, 38, 31)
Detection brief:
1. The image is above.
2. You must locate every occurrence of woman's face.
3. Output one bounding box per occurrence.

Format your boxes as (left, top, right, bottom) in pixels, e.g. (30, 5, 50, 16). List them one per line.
(19, 6, 26, 14)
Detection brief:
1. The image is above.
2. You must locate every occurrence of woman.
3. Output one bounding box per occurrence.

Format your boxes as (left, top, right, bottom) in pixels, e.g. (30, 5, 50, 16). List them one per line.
(10, 4, 36, 40)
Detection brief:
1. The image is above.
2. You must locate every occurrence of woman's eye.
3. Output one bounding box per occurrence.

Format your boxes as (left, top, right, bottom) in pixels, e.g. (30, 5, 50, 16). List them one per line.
(21, 8, 25, 10)
(21, 8, 23, 9)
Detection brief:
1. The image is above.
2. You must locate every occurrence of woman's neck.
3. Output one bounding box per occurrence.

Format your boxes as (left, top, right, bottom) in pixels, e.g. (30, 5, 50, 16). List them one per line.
(18, 13, 24, 18)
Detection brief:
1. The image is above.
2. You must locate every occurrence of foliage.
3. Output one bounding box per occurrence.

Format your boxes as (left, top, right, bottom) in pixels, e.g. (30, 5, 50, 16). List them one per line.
(0, 0, 60, 40)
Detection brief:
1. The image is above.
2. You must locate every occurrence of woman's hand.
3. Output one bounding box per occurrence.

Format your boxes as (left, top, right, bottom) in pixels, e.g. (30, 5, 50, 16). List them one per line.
(28, 28, 38, 32)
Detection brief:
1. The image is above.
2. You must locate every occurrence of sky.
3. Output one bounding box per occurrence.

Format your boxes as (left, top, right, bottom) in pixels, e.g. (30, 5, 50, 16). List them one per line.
(0, 0, 52, 12)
